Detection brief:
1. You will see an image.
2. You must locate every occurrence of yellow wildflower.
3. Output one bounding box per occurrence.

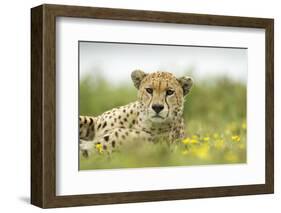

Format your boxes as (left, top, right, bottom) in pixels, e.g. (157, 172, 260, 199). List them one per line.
(95, 143, 103, 153)
(191, 139, 198, 144)
(183, 137, 198, 144)
(203, 137, 210, 142)
(192, 135, 199, 139)
(231, 135, 241, 142)
(182, 138, 191, 144)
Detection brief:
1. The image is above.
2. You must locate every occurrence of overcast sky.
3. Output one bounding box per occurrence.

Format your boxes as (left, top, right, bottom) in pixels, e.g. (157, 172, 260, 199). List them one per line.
(79, 41, 247, 85)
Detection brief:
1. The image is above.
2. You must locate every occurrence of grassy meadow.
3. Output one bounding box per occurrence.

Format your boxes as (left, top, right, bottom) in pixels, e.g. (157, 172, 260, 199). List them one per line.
(79, 73, 247, 170)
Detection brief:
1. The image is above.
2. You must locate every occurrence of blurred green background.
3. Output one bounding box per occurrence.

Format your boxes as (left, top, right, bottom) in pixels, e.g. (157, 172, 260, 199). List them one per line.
(79, 71, 247, 170)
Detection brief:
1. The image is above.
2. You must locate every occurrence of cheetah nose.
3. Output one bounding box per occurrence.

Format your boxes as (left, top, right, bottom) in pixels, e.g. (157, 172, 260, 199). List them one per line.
(152, 104, 164, 113)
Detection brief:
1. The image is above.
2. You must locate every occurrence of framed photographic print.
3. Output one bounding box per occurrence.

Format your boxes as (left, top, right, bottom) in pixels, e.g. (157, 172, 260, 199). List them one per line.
(31, 4, 274, 208)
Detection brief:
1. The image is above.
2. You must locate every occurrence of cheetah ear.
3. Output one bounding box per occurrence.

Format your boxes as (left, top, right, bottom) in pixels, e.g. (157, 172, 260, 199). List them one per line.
(131, 70, 147, 89)
(177, 76, 193, 96)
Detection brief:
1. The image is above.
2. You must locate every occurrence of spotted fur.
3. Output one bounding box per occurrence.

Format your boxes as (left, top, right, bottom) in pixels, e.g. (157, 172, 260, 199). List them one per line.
(80, 70, 193, 157)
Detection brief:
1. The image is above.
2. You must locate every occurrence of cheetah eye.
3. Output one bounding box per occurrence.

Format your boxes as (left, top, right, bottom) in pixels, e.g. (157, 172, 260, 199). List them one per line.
(166, 89, 175, 96)
(145, 88, 153, 94)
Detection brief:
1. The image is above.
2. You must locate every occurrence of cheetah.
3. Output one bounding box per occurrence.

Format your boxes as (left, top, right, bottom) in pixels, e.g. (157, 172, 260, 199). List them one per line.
(80, 70, 193, 157)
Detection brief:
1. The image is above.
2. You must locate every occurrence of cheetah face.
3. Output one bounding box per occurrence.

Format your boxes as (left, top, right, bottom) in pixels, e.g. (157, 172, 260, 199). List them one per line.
(131, 70, 193, 123)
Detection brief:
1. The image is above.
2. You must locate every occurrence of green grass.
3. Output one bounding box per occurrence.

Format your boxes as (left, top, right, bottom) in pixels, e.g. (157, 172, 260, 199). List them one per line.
(79, 73, 246, 170)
